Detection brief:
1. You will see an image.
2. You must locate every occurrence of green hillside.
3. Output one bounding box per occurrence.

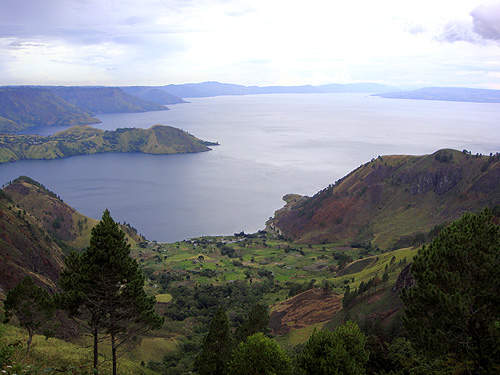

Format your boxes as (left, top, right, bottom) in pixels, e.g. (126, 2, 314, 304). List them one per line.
(268, 149, 500, 248)
(0, 124, 215, 163)
(0, 87, 100, 133)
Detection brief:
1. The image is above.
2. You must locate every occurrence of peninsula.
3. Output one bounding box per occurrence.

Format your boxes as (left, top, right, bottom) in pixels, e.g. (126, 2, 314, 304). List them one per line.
(0, 124, 217, 163)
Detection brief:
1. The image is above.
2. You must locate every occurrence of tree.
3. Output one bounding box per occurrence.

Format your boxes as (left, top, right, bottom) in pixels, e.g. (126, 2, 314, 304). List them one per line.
(195, 307, 232, 375)
(401, 209, 500, 374)
(3, 277, 54, 352)
(59, 209, 162, 375)
(228, 333, 292, 375)
(296, 321, 369, 375)
(235, 304, 270, 342)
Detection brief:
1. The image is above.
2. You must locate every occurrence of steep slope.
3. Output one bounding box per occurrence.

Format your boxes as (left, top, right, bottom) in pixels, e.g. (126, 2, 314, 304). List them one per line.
(0, 186, 64, 294)
(268, 149, 500, 248)
(0, 87, 100, 133)
(49, 86, 167, 113)
(0, 124, 215, 163)
(0, 176, 145, 295)
(121, 86, 186, 105)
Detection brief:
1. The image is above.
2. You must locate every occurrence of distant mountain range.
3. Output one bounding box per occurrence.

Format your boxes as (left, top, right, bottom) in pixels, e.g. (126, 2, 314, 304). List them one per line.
(2, 83, 499, 134)
(374, 87, 500, 103)
(159, 81, 395, 98)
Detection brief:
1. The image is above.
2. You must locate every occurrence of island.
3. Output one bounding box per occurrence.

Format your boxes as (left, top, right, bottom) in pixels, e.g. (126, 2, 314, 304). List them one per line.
(0, 124, 218, 163)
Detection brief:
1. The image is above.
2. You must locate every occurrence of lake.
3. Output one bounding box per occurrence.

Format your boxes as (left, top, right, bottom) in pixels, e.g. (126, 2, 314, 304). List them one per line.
(1, 93, 499, 241)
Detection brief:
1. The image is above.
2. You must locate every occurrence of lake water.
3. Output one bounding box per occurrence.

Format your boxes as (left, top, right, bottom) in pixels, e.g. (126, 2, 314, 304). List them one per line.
(1, 93, 499, 241)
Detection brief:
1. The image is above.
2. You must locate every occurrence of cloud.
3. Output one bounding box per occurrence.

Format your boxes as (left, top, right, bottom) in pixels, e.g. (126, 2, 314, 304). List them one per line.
(437, 21, 484, 43)
(471, 2, 500, 40)
(437, 2, 500, 44)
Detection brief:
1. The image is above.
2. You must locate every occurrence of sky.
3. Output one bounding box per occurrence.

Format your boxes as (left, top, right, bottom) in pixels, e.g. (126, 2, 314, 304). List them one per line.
(1, 0, 500, 88)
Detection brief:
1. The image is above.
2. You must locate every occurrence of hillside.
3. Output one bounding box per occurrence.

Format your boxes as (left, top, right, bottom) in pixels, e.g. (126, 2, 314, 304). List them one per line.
(49, 86, 167, 113)
(267, 149, 500, 248)
(0, 176, 144, 295)
(0, 124, 215, 163)
(0, 87, 100, 133)
(375, 87, 500, 103)
(121, 86, 187, 105)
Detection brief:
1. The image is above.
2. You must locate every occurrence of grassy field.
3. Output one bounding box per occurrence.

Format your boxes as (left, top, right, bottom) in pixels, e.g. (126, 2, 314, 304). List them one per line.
(0, 323, 156, 375)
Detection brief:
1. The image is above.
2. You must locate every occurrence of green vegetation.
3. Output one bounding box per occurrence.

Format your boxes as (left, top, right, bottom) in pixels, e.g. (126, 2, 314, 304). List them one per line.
(229, 333, 292, 375)
(296, 322, 369, 375)
(59, 210, 163, 375)
(3, 277, 55, 352)
(195, 308, 232, 375)
(401, 209, 500, 374)
(0, 124, 214, 163)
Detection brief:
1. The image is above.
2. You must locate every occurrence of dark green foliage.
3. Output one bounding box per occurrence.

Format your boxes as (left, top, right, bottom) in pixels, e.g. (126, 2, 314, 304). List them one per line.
(195, 307, 233, 375)
(296, 321, 369, 375)
(235, 304, 270, 342)
(228, 333, 292, 375)
(401, 209, 500, 374)
(3, 277, 54, 352)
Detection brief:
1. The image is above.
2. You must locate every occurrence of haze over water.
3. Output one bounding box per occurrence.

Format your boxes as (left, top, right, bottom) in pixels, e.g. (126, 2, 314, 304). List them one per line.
(1, 93, 499, 242)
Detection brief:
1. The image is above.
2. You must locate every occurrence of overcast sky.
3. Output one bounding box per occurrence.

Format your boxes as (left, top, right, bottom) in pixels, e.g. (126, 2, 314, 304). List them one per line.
(1, 0, 500, 88)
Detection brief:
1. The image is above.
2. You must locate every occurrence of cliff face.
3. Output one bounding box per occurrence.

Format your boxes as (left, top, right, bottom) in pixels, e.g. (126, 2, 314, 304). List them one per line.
(267, 150, 500, 248)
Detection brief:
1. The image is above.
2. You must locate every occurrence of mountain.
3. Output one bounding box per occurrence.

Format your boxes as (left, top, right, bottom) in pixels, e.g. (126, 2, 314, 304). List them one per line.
(48, 86, 168, 113)
(0, 176, 144, 295)
(0, 124, 216, 163)
(267, 149, 500, 248)
(121, 86, 187, 105)
(374, 87, 500, 103)
(0, 87, 100, 133)
(161, 81, 395, 98)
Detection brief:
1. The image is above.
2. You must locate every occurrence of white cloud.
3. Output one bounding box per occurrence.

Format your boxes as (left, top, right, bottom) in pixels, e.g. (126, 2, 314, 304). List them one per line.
(0, 0, 499, 87)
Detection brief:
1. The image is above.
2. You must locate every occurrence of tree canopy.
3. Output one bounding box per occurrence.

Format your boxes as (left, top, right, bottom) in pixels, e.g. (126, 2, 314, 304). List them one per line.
(228, 333, 292, 375)
(401, 209, 500, 374)
(297, 321, 369, 375)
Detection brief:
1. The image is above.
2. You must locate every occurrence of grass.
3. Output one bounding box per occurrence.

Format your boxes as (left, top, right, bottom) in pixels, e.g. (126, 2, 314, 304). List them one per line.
(0, 323, 157, 375)
(155, 293, 172, 303)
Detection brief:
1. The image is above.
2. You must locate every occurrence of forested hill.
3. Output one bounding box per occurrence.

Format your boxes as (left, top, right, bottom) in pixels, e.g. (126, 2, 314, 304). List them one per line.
(0, 87, 100, 133)
(267, 149, 500, 248)
(49, 86, 167, 113)
(0, 86, 169, 134)
(0, 124, 216, 163)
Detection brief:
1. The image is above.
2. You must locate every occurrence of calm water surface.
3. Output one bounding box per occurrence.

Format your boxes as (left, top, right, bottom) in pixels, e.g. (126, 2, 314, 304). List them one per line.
(1, 94, 499, 241)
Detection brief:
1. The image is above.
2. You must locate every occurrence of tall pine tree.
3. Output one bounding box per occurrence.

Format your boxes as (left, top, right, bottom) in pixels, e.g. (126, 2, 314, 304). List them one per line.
(60, 209, 162, 375)
(195, 307, 233, 375)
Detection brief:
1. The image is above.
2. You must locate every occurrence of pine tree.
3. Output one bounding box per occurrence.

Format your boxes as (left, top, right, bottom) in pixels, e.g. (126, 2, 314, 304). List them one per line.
(3, 276, 54, 353)
(195, 307, 233, 375)
(235, 304, 270, 342)
(59, 209, 162, 375)
(401, 209, 500, 374)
